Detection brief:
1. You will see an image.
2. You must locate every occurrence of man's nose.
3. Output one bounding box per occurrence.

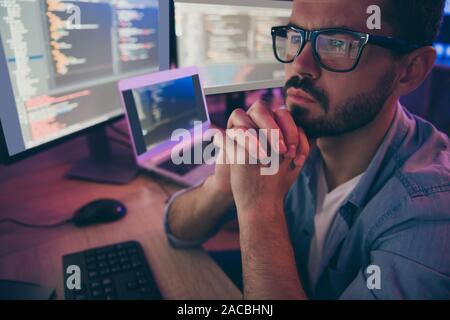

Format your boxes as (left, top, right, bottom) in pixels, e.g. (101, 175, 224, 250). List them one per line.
(289, 42, 321, 79)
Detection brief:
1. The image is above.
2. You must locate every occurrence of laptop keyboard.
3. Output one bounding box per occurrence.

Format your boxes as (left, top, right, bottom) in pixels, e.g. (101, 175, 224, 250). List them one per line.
(157, 159, 201, 176)
(157, 141, 215, 176)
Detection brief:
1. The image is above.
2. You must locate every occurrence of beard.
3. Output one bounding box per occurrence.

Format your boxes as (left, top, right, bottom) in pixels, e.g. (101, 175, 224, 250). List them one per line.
(282, 72, 396, 139)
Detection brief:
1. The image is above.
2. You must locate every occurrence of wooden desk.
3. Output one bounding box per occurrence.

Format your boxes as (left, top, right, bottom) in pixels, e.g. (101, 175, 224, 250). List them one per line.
(0, 130, 241, 300)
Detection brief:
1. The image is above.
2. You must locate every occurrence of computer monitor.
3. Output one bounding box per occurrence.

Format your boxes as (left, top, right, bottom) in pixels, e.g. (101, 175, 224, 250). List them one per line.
(435, 0, 450, 64)
(0, 0, 170, 179)
(173, 0, 292, 95)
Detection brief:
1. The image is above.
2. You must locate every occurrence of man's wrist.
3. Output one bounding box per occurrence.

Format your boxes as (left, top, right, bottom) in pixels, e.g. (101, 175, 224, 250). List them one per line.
(203, 175, 234, 206)
(236, 198, 285, 224)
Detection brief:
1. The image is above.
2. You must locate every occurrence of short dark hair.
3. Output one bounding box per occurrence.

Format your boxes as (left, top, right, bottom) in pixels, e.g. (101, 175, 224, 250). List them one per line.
(383, 0, 446, 46)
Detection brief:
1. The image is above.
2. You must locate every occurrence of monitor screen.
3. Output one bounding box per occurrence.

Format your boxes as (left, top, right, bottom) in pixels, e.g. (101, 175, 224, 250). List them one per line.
(435, 1, 450, 64)
(174, 0, 292, 95)
(122, 74, 208, 154)
(0, 0, 169, 159)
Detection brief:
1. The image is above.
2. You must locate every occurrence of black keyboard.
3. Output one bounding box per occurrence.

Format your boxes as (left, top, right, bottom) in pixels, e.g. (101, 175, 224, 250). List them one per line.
(63, 241, 162, 300)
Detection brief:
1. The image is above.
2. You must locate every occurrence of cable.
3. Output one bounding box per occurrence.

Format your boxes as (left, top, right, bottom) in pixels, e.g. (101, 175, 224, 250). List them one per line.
(0, 217, 72, 229)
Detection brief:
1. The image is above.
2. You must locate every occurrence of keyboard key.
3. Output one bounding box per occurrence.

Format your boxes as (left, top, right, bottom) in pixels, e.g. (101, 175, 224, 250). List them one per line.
(127, 248, 138, 254)
(122, 263, 131, 270)
(92, 289, 104, 298)
(90, 281, 101, 289)
(87, 263, 97, 271)
(157, 159, 200, 176)
(109, 259, 118, 266)
(111, 266, 121, 273)
(102, 278, 112, 286)
(127, 281, 138, 289)
(132, 260, 141, 268)
(104, 287, 115, 294)
(99, 268, 111, 276)
(135, 270, 144, 277)
(95, 248, 107, 254)
(107, 252, 117, 259)
(140, 287, 154, 297)
(74, 293, 87, 300)
(97, 254, 107, 261)
(86, 256, 96, 264)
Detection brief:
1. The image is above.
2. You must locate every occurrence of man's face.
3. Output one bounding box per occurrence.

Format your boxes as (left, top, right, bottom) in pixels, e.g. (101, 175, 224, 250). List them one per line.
(283, 0, 399, 138)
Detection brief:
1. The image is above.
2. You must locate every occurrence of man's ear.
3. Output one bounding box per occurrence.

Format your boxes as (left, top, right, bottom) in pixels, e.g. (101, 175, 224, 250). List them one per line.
(395, 46, 436, 96)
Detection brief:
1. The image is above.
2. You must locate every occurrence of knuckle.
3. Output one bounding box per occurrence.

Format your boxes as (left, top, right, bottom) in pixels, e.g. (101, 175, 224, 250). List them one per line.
(275, 108, 294, 123)
(247, 103, 266, 116)
(228, 108, 246, 124)
(275, 108, 289, 116)
(230, 108, 245, 118)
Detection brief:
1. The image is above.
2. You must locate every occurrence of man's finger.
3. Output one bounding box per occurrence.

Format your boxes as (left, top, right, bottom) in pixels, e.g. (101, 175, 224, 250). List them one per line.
(226, 106, 271, 160)
(225, 126, 268, 161)
(247, 100, 288, 155)
(294, 127, 310, 167)
(227, 108, 257, 129)
(274, 108, 299, 159)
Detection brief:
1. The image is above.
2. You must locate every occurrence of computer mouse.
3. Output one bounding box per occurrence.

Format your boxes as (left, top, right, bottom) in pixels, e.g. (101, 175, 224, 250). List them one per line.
(72, 199, 127, 227)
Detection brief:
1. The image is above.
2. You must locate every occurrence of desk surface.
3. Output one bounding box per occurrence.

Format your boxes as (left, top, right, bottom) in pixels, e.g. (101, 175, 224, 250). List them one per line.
(0, 128, 241, 300)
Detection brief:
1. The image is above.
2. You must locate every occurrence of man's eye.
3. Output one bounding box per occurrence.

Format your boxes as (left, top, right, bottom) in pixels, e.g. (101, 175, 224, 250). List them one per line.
(329, 39, 345, 47)
(291, 35, 302, 44)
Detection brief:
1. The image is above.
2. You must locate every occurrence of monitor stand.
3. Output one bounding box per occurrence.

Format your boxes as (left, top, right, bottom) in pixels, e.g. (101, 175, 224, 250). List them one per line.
(66, 127, 139, 185)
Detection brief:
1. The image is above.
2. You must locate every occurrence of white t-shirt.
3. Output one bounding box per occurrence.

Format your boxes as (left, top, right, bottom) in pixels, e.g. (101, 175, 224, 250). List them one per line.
(308, 161, 364, 289)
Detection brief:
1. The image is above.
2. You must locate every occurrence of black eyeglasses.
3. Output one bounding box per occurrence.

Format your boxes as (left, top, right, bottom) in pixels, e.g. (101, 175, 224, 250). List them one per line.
(271, 25, 421, 72)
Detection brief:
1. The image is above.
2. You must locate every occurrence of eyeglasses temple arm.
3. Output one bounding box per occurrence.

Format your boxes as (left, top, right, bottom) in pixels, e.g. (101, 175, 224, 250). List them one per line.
(367, 35, 421, 53)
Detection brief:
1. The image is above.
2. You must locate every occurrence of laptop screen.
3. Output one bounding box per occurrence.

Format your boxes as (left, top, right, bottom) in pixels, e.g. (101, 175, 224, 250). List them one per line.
(121, 74, 208, 155)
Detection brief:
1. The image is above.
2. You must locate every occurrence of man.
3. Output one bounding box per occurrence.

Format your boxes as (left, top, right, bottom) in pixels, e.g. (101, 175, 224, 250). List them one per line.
(165, 0, 450, 299)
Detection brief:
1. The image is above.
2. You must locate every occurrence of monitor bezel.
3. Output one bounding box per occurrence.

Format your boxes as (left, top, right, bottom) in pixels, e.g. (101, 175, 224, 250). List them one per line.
(0, 0, 170, 165)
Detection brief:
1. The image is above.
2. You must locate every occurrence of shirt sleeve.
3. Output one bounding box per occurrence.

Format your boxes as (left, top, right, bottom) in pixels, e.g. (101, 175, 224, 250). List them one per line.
(163, 179, 237, 249)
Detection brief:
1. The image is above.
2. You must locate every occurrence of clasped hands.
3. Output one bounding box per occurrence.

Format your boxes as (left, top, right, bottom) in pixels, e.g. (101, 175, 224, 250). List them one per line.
(211, 100, 310, 215)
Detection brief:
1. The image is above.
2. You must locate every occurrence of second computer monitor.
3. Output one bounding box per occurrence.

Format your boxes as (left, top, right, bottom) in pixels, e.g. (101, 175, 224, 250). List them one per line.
(435, 0, 450, 64)
(174, 0, 292, 95)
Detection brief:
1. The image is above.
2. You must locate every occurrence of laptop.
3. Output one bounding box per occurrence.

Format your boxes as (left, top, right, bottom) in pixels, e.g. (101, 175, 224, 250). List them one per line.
(118, 67, 216, 187)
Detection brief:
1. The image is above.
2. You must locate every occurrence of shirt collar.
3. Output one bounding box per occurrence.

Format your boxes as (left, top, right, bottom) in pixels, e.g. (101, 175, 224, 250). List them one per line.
(346, 103, 411, 209)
